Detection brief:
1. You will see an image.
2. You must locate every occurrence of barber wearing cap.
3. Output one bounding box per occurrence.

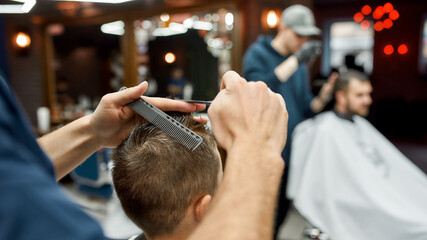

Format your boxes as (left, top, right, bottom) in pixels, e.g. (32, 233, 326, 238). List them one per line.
(243, 4, 336, 239)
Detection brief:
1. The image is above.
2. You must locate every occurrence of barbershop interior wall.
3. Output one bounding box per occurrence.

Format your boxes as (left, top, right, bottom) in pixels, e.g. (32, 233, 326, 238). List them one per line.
(240, 0, 315, 51)
(316, 0, 427, 142)
(2, 0, 427, 142)
(3, 15, 44, 126)
(0, 17, 9, 78)
(241, 0, 427, 141)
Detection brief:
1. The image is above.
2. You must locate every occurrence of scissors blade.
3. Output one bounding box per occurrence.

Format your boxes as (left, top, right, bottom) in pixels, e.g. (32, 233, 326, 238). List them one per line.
(181, 100, 212, 106)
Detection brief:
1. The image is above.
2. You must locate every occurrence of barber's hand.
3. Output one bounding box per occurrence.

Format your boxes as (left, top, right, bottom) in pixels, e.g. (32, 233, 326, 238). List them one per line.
(208, 71, 288, 156)
(90, 82, 206, 149)
(294, 40, 322, 65)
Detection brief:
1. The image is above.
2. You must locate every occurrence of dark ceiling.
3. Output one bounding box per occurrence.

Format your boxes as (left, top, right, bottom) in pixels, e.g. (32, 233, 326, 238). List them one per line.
(1, 0, 165, 18)
(0, 0, 220, 23)
(0, 0, 356, 20)
(1, 0, 423, 22)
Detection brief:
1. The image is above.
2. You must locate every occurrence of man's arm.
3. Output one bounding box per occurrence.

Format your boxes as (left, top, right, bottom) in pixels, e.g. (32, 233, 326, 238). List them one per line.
(310, 71, 338, 112)
(275, 40, 322, 83)
(274, 55, 299, 82)
(189, 146, 284, 240)
(38, 82, 206, 180)
(189, 71, 288, 240)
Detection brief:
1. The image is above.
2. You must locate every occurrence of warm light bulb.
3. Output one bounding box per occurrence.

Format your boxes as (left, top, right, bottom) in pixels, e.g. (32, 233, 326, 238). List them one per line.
(160, 13, 170, 22)
(353, 12, 364, 23)
(374, 21, 384, 31)
(267, 10, 278, 28)
(16, 32, 31, 48)
(373, 6, 385, 20)
(383, 18, 393, 29)
(389, 10, 399, 20)
(398, 44, 408, 55)
(225, 12, 234, 26)
(360, 20, 371, 30)
(384, 44, 394, 55)
(361, 5, 372, 15)
(383, 3, 394, 13)
(165, 52, 175, 63)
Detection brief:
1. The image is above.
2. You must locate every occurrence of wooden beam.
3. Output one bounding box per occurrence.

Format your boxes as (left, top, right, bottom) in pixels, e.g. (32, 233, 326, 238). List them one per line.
(40, 26, 56, 109)
(121, 17, 138, 87)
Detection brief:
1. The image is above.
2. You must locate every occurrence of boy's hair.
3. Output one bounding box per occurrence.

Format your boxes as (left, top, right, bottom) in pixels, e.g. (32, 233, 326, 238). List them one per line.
(111, 113, 219, 238)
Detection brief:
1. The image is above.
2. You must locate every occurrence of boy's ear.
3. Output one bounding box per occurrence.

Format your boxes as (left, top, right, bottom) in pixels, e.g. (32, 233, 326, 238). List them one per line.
(194, 194, 212, 222)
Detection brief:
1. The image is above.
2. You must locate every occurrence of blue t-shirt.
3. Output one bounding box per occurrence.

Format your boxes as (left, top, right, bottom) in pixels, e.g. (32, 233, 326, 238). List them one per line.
(243, 35, 315, 163)
(0, 76, 106, 239)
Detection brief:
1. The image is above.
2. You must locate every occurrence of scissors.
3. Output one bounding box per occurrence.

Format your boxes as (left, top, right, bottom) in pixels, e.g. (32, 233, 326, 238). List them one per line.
(181, 100, 212, 106)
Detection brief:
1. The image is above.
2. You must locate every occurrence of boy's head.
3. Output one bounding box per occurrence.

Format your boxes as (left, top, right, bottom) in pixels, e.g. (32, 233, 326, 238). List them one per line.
(112, 113, 221, 239)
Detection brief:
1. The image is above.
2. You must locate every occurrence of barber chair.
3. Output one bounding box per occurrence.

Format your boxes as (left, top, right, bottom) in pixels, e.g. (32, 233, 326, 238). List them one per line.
(70, 149, 142, 239)
(70, 148, 113, 199)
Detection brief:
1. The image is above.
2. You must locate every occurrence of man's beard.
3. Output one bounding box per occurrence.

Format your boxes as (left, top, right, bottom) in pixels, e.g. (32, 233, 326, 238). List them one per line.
(346, 105, 369, 118)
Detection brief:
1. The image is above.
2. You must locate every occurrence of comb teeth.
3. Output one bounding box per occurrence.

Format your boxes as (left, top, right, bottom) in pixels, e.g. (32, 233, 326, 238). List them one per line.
(126, 95, 203, 151)
(152, 114, 202, 151)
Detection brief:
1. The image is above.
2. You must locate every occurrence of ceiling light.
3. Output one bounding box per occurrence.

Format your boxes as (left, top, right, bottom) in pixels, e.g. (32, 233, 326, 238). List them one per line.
(0, 5, 22, 14)
(160, 13, 170, 22)
(21, 0, 36, 13)
(193, 21, 213, 31)
(398, 44, 408, 55)
(225, 13, 234, 25)
(152, 23, 187, 37)
(15, 32, 31, 48)
(55, 0, 134, 3)
(0, 0, 36, 14)
(183, 18, 194, 28)
(267, 10, 278, 28)
(184, 18, 212, 31)
(101, 20, 125, 35)
(164, 52, 175, 63)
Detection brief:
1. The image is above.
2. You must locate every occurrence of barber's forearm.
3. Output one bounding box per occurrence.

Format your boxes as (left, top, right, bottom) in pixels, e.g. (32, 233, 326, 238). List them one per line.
(37, 115, 99, 180)
(274, 55, 298, 82)
(310, 96, 327, 113)
(188, 146, 284, 240)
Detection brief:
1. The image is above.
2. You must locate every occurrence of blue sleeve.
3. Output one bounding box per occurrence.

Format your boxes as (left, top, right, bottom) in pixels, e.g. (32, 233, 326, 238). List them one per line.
(299, 65, 315, 118)
(0, 76, 107, 240)
(243, 45, 281, 91)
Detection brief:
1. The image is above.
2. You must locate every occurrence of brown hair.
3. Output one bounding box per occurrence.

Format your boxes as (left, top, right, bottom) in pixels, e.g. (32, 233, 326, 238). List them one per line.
(111, 113, 219, 238)
(333, 69, 370, 95)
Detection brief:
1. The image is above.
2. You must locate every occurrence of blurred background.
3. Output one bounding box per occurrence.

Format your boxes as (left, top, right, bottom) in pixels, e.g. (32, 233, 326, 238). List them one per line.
(1, 0, 426, 238)
(1, 0, 426, 146)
